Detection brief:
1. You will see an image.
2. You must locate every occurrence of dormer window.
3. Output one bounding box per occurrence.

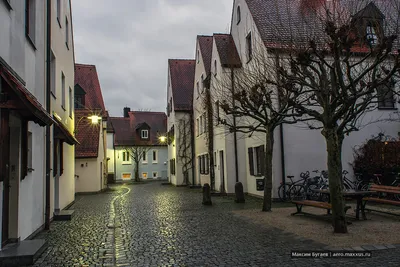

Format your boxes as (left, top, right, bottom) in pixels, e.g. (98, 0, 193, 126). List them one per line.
(141, 130, 149, 139)
(237, 6, 241, 24)
(366, 25, 378, 46)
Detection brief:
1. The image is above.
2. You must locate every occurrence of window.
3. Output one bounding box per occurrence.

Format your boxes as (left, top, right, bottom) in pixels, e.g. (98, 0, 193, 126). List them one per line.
(197, 50, 200, 63)
(214, 151, 217, 166)
(142, 151, 147, 163)
(65, 17, 69, 49)
(199, 154, 209, 175)
(203, 112, 207, 133)
(215, 101, 220, 125)
(27, 131, 32, 170)
(56, 0, 61, 26)
(366, 25, 378, 46)
(122, 151, 131, 164)
(214, 60, 217, 76)
(248, 146, 265, 176)
(141, 129, 149, 139)
(152, 150, 158, 163)
(142, 172, 148, 179)
(50, 52, 56, 97)
(74, 95, 84, 108)
(69, 87, 72, 118)
(196, 81, 200, 98)
(196, 118, 199, 136)
(152, 172, 158, 178)
(237, 6, 241, 24)
(170, 159, 176, 175)
(25, 0, 36, 44)
(377, 82, 395, 109)
(246, 32, 252, 62)
(199, 116, 203, 134)
(205, 154, 209, 174)
(61, 72, 65, 109)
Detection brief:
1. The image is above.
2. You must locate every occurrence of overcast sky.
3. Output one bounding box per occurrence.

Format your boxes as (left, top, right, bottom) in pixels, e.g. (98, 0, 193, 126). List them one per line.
(72, 0, 233, 117)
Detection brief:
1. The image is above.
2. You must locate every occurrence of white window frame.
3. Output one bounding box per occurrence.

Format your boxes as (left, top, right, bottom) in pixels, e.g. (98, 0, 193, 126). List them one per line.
(122, 151, 131, 165)
(65, 16, 69, 49)
(366, 25, 378, 46)
(141, 129, 149, 139)
(152, 149, 158, 164)
(142, 172, 148, 179)
(152, 171, 158, 178)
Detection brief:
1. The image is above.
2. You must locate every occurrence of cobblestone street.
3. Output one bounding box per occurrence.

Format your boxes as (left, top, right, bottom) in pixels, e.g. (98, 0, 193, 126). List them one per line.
(32, 182, 400, 266)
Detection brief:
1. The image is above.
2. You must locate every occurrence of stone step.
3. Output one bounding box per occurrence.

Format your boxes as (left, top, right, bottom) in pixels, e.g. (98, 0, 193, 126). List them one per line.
(53, 210, 74, 221)
(0, 239, 47, 267)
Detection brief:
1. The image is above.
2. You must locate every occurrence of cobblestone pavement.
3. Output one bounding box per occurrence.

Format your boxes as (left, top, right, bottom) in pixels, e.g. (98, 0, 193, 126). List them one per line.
(32, 181, 400, 266)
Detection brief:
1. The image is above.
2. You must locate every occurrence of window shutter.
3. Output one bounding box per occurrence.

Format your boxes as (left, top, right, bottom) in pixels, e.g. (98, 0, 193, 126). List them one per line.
(21, 120, 28, 179)
(248, 148, 254, 175)
(259, 145, 265, 176)
(60, 141, 64, 176)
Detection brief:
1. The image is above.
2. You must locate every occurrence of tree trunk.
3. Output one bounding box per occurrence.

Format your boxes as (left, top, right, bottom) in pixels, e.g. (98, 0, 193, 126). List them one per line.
(262, 130, 274, 212)
(134, 160, 140, 182)
(323, 127, 347, 233)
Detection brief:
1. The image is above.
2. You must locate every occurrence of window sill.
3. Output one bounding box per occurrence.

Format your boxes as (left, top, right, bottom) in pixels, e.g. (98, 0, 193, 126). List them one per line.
(26, 34, 37, 51)
(153, 162, 158, 164)
(122, 162, 132, 165)
(142, 162, 148, 164)
(378, 107, 397, 110)
(57, 17, 62, 28)
(2, 0, 12, 10)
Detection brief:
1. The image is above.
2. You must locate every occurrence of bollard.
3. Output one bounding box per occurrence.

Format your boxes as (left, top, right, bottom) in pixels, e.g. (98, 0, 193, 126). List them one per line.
(235, 182, 245, 203)
(202, 183, 212, 205)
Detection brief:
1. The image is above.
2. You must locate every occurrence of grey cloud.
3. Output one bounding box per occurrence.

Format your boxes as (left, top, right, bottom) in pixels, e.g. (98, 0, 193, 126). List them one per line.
(72, 0, 233, 116)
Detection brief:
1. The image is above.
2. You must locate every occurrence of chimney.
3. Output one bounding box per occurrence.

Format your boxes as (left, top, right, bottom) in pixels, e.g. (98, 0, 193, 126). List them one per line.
(123, 107, 130, 118)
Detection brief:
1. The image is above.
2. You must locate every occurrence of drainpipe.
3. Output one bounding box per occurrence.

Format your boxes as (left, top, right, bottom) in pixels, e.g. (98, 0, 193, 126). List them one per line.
(231, 68, 239, 183)
(275, 52, 286, 199)
(189, 111, 196, 185)
(45, 0, 51, 230)
(113, 134, 116, 182)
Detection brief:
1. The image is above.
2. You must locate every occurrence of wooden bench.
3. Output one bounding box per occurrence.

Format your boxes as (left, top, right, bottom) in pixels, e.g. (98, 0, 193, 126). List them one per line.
(362, 184, 400, 216)
(291, 200, 351, 216)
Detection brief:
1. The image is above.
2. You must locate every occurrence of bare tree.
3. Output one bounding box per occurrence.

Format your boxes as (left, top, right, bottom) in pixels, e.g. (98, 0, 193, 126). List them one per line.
(213, 40, 303, 212)
(123, 143, 152, 182)
(267, 0, 400, 232)
(177, 114, 194, 185)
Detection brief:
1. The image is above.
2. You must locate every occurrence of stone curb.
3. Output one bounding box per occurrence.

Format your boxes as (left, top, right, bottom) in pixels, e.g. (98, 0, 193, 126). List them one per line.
(321, 244, 400, 252)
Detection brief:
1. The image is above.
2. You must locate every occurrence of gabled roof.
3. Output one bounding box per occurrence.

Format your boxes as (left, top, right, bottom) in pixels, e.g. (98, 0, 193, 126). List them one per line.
(74, 64, 106, 112)
(168, 59, 196, 111)
(243, 0, 399, 49)
(197, 35, 213, 76)
(75, 109, 100, 158)
(213, 34, 242, 67)
(110, 111, 167, 147)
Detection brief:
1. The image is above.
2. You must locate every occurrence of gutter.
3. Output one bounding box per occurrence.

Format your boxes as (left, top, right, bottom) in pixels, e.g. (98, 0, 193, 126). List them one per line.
(45, 0, 51, 230)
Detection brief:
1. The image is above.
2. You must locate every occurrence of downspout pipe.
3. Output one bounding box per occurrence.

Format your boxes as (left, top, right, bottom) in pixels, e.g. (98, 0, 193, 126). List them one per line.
(275, 52, 286, 200)
(190, 111, 196, 185)
(113, 134, 116, 182)
(45, 0, 51, 230)
(231, 68, 239, 183)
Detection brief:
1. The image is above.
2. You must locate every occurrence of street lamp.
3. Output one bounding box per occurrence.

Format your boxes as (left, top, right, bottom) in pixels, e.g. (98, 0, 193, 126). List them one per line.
(88, 115, 101, 125)
(159, 135, 167, 143)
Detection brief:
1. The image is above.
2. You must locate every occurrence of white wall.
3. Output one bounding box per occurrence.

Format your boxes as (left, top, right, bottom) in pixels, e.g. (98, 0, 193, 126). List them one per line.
(75, 158, 102, 193)
(50, 0, 75, 211)
(106, 132, 115, 176)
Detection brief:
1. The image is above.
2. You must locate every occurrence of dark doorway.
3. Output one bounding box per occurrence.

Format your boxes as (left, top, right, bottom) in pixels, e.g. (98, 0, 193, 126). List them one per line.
(219, 150, 225, 193)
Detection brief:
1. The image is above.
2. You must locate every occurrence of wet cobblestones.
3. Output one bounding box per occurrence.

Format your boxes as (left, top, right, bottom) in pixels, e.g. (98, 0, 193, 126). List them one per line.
(31, 181, 400, 266)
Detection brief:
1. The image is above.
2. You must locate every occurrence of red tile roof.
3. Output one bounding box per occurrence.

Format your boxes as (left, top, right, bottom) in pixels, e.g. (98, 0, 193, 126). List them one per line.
(74, 110, 101, 158)
(244, 0, 400, 50)
(168, 59, 196, 111)
(213, 34, 242, 67)
(110, 111, 167, 147)
(197, 35, 213, 76)
(74, 64, 106, 113)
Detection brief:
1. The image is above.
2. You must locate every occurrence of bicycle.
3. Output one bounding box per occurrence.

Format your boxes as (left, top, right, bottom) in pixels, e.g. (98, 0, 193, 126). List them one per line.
(278, 172, 310, 201)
